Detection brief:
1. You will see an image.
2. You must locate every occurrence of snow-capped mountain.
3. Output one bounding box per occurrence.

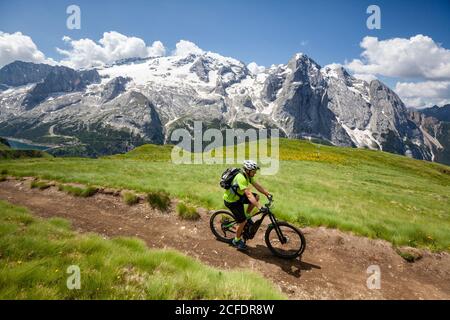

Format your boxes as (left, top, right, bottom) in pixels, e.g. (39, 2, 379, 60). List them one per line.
(0, 50, 445, 162)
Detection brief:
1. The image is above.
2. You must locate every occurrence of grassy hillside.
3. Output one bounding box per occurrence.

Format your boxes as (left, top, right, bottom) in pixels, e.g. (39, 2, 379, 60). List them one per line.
(0, 200, 284, 299)
(1, 138, 449, 251)
(0, 149, 52, 160)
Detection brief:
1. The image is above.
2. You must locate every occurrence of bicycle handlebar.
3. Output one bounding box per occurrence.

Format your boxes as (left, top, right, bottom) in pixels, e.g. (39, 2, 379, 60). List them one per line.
(265, 195, 274, 208)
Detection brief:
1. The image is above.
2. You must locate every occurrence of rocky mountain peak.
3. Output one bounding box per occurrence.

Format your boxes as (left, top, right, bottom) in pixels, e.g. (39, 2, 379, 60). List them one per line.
(0, 61, 56, 87)
(0, 49, 446, 163)
(321, 64, 352, 81)
(21, 65, 100, 109)
(189, 57, 210, 82)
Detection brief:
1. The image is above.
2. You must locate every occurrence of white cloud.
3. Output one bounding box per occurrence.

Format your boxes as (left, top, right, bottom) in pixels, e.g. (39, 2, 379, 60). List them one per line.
(0, 32, 209, 71)
(324, 63, 343, 69)
(352, 73, 378, 82)
(0, 31, 56, 68)
(57, 31, 166, 69)
(147, 40, 165, 57)
(395, 81, 450, 108)
(172, 40, 204, 56)
(345, 35, 450, 107)
(247, 62, 265, 75)
(323, 63, 377, 83)
(346, 35, 450, 81)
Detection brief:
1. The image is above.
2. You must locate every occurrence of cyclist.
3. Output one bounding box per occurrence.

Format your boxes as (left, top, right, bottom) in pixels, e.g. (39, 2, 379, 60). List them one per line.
(223, 160, 271, 250)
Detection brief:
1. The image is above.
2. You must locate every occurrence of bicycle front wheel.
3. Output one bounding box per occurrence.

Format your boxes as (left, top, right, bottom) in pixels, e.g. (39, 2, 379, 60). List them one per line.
(265, 221, 306, 259)
(210, 210, 237, 243)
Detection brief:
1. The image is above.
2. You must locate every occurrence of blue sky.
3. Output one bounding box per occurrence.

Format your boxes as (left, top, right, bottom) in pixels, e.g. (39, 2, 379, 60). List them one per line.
(1, 0, 450, 107)
(1, 0, 448, 66)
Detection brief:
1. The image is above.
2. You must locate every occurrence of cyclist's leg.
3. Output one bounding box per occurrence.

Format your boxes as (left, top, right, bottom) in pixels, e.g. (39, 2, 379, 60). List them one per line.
(243, 192, 259, 215)
(225, 200, 247, 239)
(222, 201, 238, 231)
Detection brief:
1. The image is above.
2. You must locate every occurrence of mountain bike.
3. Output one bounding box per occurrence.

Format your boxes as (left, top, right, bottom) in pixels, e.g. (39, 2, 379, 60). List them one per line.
(210, 196, 306, 259)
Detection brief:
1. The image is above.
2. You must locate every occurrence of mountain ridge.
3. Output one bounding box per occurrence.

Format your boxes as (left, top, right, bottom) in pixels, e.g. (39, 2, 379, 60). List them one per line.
(0, 50, 447, 163)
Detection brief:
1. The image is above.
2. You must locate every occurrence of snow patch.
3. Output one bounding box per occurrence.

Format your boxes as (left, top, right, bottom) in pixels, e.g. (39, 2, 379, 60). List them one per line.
(321, 64, 343, 79)
(247, 62, 265, 75)
(336, 116, 382, 150)
(261, 102, 275, 115)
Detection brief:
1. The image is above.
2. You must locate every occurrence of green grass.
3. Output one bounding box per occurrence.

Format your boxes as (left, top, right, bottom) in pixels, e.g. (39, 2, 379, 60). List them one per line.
(1, 138, 449, 251)
(176, 202, 200, 220)
(0, 200, 284, 299)
(0, 149, 52, 159)
(147, 191, 171, 211)
(30, 180, 51, 190)
(395, 248, 422, 263)
(122, 192, 139, 206)
(104, 144, 173, 162)
(58, 184, 98, 198)
(397, 251, 416, 263)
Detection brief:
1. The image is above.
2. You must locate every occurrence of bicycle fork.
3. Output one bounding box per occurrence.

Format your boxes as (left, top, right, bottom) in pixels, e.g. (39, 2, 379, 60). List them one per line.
(269, 214, 287, 244)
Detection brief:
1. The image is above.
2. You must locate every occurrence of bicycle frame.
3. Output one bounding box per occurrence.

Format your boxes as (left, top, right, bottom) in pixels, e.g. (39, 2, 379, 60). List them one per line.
(243, 201, 287, 244)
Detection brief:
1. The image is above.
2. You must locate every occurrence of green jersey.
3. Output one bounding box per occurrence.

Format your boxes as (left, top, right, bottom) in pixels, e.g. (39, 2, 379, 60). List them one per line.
(223, 172, 254, 203)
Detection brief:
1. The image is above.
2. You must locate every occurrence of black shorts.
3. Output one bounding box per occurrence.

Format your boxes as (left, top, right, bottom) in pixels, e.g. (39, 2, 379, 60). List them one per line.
(224, 192, 258, 223)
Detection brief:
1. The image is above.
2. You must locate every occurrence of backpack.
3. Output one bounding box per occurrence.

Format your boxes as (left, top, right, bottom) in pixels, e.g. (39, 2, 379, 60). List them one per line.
(220, 168, 241, 189)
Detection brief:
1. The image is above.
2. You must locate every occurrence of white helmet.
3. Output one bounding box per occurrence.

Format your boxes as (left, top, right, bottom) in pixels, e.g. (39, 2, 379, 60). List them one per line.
(243, 160, 259, 171)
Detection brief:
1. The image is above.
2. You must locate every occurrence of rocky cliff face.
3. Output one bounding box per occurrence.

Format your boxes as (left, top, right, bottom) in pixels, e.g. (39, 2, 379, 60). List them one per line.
(101, 76, 131, 103)
(0, 61, 56, 87)
(271, 54, 332, 141)
(266, 55, 431, 160)
(408, 109, 450, 165)
(418, 105, 450, 122)
(22, 66, 100, 109)
(366, 80, 430, 159)
(0, 54, 445, 162)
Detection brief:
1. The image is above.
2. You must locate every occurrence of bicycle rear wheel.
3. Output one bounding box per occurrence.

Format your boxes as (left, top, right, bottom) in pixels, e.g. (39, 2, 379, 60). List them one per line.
(210, 210, 237, 243)
(265, 221, 306, 259)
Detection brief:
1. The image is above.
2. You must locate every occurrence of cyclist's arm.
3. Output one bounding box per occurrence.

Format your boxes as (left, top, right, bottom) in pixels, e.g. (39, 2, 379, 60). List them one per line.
(244, 188, 262, 209)
(251, 181, 270, 197)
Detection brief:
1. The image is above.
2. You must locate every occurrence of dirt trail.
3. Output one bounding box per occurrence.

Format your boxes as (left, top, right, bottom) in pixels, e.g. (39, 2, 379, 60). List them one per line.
(0, 178, 449, 299)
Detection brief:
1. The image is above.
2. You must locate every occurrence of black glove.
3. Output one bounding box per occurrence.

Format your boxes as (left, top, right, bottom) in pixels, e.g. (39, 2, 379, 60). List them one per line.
(267, 193, 273, 201)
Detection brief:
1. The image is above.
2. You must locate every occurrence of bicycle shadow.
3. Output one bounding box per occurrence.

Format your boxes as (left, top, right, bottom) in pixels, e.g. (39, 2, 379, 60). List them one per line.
(241, 244, 321, 278)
